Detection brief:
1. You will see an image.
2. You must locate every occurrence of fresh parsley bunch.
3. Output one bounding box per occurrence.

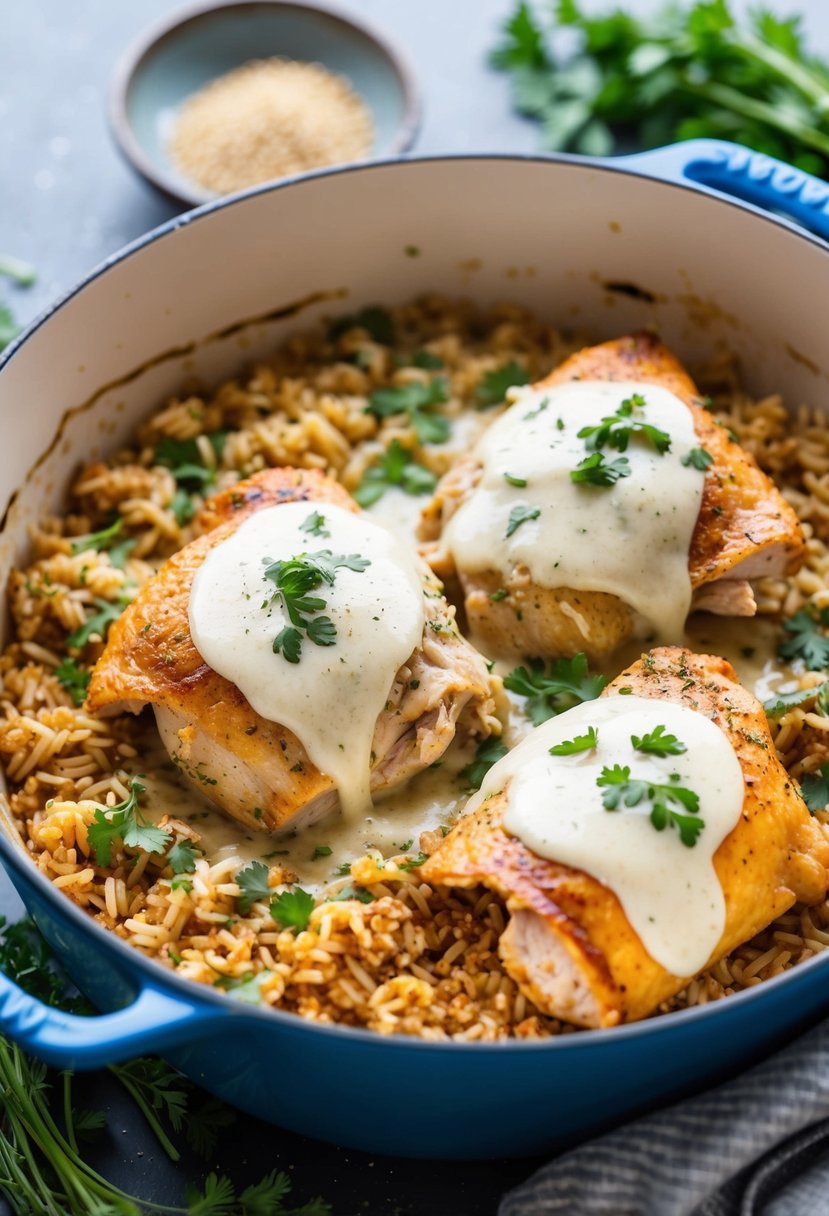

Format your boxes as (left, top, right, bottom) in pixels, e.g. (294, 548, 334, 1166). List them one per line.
(491, 0, 829, 177)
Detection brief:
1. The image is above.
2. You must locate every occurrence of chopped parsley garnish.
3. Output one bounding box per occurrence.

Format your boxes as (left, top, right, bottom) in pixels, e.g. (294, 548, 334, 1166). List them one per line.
(681, 446, 714, 470)
(490, 588, 509, 602)
(800, 763, 829, 813)
(330, 305, 394, 345)
(398, 851, 429, 871)
(270, 888, 315, 931)
(170, 487, 195, 526)
(333, 861, 352, 877)
(262, 549, 370, 663)
(570, 451, 631, 486)
(764, 684, 829, 718)
(366, 377, 451, 444)
(504, 472, 528, 487)
(154, 431, 226, 491)
(631, 724, 687, 756)
(167, 840, 199, 875)
(523, 396, 549, 420)
(549, 725, 599, 756)
(300, 511, 330, 538)
(354, 439, 438, 507)
(66, 595, 130, 651)
(462, 736, 509, 789)
(311, 844, 332, 861)
(331, 884, 375, 904)
(410, 349, 444, 369)
(474, 360, 530, 408)
(55, 657, 90, 706)
(597, 765, 704, 847)
(69, 517, 126, 556)
(235, 859, 272, 913)
(504, 653, 607, 725)
(87, 779, 172, 866)
(505, 504, 541, 538)
(778, 605, 829, 670)
(578, 394, 671, 455)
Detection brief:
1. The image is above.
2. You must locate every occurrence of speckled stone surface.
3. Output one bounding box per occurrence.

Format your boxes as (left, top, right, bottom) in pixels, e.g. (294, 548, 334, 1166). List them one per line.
(1, 2, 828, 1212)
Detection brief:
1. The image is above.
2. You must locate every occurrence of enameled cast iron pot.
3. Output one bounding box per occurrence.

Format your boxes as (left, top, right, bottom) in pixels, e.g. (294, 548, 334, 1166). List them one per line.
(2, 141, 829, 1160)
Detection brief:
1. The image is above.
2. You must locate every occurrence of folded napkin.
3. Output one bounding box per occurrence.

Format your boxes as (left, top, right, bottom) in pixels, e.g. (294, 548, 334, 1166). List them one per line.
(499, 1017, 829, 1216)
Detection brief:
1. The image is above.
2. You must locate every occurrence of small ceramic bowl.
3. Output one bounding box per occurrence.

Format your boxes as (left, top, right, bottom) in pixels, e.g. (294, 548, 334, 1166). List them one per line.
(109, 0, 420, 208)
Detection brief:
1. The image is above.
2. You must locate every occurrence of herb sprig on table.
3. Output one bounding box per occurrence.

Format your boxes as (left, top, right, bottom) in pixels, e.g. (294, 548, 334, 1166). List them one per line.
(0, 916, 331, 1215)
(491, 0, 829, 177)
(0, 254, 35, 353)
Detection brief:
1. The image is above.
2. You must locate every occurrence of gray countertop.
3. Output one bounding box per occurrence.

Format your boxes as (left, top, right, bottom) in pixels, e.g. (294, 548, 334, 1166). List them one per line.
(2, 1, 829, 1212)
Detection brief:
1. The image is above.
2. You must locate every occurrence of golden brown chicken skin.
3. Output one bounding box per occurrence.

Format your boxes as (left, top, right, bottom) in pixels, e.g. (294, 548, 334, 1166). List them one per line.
(420, 333, 805, 660)
(87, 467, 495, 834)
(421, 647, 829, 1028)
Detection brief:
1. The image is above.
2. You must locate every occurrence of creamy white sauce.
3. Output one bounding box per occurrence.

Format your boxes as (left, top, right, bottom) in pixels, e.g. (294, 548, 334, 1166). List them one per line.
(472, 695, 744, 976)
(189, 501, 425, 818)
(444, 381, 705, 642)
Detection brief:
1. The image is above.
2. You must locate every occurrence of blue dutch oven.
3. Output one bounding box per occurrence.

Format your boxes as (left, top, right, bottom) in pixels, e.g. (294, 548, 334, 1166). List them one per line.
(1, 140, 829, 1159)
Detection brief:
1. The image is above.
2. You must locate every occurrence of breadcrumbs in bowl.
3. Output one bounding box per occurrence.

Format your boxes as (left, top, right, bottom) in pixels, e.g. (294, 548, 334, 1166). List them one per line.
(6, 296, 829, 1040)
(168, 58, 374, 196)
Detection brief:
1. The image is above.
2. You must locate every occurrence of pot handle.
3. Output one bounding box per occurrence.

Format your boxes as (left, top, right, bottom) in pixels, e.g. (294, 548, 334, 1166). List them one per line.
(619, 138, 829, 242)
(0, 964, 226, 1069)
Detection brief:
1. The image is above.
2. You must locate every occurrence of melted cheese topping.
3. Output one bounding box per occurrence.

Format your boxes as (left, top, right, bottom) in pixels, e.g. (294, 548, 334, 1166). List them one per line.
(471, 695, 744, 975)
(189, 501, 425, 817)
(445, 380, 706, 641)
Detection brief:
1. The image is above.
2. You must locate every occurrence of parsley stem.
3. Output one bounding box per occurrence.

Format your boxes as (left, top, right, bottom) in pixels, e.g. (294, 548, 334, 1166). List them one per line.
(110, 1065, 181, 1162)
(681, 77, 829, 157)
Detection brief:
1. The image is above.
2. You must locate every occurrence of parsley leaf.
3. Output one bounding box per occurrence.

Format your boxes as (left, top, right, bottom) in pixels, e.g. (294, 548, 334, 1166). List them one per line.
(235, 859, 272, 913)
(506, 504, 541, 537)
(549, 725, 599, 755)
(66, 595, 129, 650)
(300, 511, 330, 538)
(461, 736, 509, 789)
(577, 393, 671, 455)
(410, 349, 445, 369)
(398, 851, 429, 871)
(167, 840, 199, 874)
(570, 451, 631, 486)
(170, 487, 196, 526)
(263, 549, 370, 662)
(366, 377, 451, 444)
(87, 778, 172, 866)
(270, 888, 315, 932)
(597, 765, 704, 847)
(55, 657, 90, 706)
(311, 844, 332, 861)
(779, 605, 829, 670)
(681, 446, 714, 470)
(800, 763, 829, 813)
(331, 884, 375, 904)
(504, 652, 607, 725)
(504, 472, 528, 487)
(155, 432, 226, 491)
(330, 305, 394, 345)
(631, 724, 687, 756)
(475, 360, 530, 408)
(354, 439, 437, 507)
(69, 517, 126, 556)
(764, 684, 829, 718)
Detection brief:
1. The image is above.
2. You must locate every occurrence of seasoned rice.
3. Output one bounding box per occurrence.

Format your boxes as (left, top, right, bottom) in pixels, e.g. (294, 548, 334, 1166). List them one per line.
(4, 295, 829, 1040)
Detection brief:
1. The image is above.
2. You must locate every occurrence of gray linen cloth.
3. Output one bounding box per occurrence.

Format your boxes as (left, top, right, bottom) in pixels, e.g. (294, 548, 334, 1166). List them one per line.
(499, 1018, 829, 1216)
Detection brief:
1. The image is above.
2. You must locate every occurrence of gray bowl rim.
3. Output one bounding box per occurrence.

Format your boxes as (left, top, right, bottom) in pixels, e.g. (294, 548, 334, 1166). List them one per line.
(107, 0, 422, 207)
(2, 148, 829, 1054)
